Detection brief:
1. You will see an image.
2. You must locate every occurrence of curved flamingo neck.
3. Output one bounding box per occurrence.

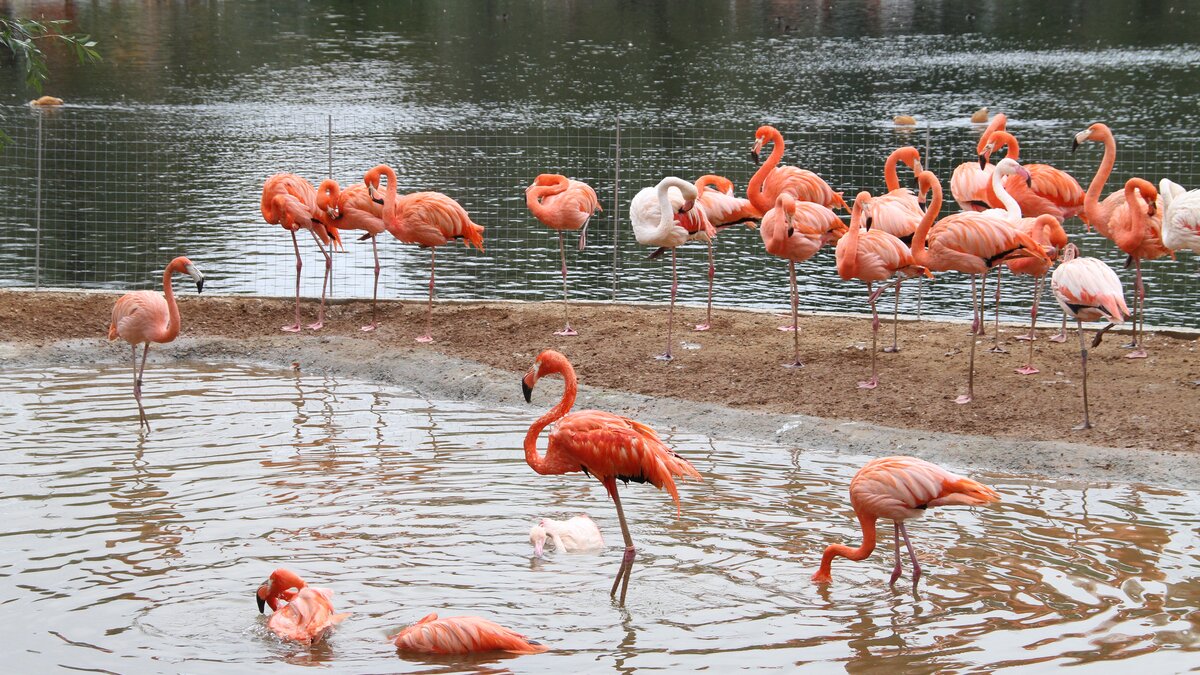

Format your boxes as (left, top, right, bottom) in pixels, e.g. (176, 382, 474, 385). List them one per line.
(883, 149, 918, 193)
(377, 165, 400, 224)
(1118, 179, 1154, 252)
(990, 165, 1022, 220)
(158, 260, 182, 342)
(1084, 129, 1116, 227)
(837, 200, 866, 279)
(654, 177, 692, 233)
(523, 359, 578, 475)
(749, 127, 785, 213)
(526, 178, 565, 219)
(990, 131, 1020, 161)
(815, 512, 878, 580)
(976, 113, 1008, 154)
(910, 175, 943, 266)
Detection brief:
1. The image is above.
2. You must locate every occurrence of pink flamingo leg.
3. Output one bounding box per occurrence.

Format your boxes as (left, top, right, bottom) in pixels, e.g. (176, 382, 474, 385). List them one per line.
(989, 269, 1007, 353)
(554, 231, 578, 337)
(131, 343, 150, 431)
(606, 480, 636, 605)
(882, 280, 901, 353)
(283, 230, 303, 332)
(1074, 320, 1093, 430)
(656, 249, 676, 361)
(416, 248, 435, 343)
(976, 270, 989, 336)
(783, 260, 803, 368)
(307, 231, 331, 331)
(859, 282, 880, 388)
(1016, 275, 1042, 375)
(1126, 258, 1147, 358)
(1050, 312, 1068, 342)
(956, 273, 981, 404)
(694, 240, 714, 331)
(1016, 272, 1044, 341)
(888, 522, 903, 586)
(361, 235, 379, 332)
(900, 522, 922, 590)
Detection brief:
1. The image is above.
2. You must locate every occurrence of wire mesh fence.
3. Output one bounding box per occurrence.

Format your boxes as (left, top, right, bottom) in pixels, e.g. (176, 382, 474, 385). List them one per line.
(2, 104, 1198, 328)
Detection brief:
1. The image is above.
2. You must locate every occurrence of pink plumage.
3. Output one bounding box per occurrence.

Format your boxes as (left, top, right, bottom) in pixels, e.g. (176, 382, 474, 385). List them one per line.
(391, 613, 548, 655)
(748, 125, 847, 213)
(255, 569, 349, 646)
(1051, 249, 1129, 324)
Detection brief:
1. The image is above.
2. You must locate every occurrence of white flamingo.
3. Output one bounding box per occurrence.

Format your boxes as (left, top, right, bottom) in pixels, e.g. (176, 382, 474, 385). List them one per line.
(529, 515, 605, 556)
(1159, 178, 1200, 255)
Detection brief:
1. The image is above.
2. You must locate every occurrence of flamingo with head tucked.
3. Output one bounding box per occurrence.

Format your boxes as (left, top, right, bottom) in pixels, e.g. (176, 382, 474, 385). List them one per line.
(690, 174, 761, 331)
(748, 125, 847, 215)
(526, 173, 602, 336)
(316, 176, 387, 331)
(979, 130, 1085, 222)
(870, 146, 926, 352)
(261, 173, 343, 332)
(255, 569, 349, 645)
(950, 113, 1008, 212)
(1006, 214, 1068, 375)
(1160, 178, 1200, 256)
(391, 614, 549, 655)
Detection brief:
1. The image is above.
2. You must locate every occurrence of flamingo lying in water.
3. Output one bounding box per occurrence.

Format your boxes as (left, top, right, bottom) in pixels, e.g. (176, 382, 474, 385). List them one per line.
(392, 614, 549, 655)
(526, 173, 602, 336)
(256, 569, 349, 645)
(262, 173, 343, 332)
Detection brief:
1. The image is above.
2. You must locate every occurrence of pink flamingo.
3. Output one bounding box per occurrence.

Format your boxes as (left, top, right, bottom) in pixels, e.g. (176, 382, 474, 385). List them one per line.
(870, 146, 926, 352)
(255, 569, 349, 645)
(811, 456, 1001, 589)
(691, 174, 761, 331)
(1051, 244, 1130, 430)
(522, 350, 702, 603)
(526, 173, 602, 336)
(1007, 214, 1068, 375)
(748, 125, 847, 215)
(760, 193, 845, 367)
(835, 192, 930, 389)
(950, 113, 1008, 212)
(315, 177, 387, 331)
(107, 256, 204, 431)
(367, 164, 485, 343)
(261, 173, 343, 332)
(392, 614, 548, 655)
(979, 130, 1085, 221)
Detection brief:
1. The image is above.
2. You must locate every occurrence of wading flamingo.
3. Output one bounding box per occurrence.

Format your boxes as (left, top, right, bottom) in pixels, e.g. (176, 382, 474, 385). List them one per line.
(870, 146, 926, 352)
(629, 176, 712, 361)
(391, 614, 548, 655)
(760, 193, 845, 367)
(529, 515, 605, 556)
(261, 173, 343, 332)
(690, 174, 761, 331)
(835, 192, 930, 389)
(521, 349, 702, 604)
(811, 456, 1001, 589)
(316, 177, 386, 331)
(1160, 178, 1200, 256)
(526, 173, 602, 336)
(1006, 214, 1068, 375)
(748, 125, 847, 215)
(1072, 124, 1169, 357)
(1051, 244, 1130, 430)
(108, 256, 204, 431)
(367, 164, 485, 343)
(979, 130, 1085, 221)
(950, 113, 1008, 212)
(909, 170, 1049, 404)
(255, 569, 349, 645)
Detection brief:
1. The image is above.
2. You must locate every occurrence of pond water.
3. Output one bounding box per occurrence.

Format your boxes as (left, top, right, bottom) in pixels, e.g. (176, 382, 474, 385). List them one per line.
(1, 362, 1197, 672)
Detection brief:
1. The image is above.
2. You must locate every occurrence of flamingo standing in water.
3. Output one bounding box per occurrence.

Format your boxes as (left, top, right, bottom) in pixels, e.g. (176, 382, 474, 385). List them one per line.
(835, 192, 930, 389)
(367, 164, 485, 343)
(811, 456, 1001, 589)
(629, 176, 712, 361)
(261, 173, 343, 332)
(690, 174, 761, 331)
(521, 349, 702, 604)
(315, 176, 387, 331)
(108, 256, 205, 431)
(760, 193, 845, 367)
(870, 146, 926, 352)
(979, 130, 1085, 222)
(392, 614, 548, 655)
(255, 569, 349, 645)
(950, 113, 1008, 212)
(748, 125, 847, 214)
(1160, 178, 1200, 256)
(1051, 244, 1130, 430)
(526, 173, 602, 336)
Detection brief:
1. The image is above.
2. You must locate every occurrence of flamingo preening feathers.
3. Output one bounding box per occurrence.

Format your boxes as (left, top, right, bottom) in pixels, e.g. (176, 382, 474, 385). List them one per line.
(261, 173, 343, 332)
(1159, 178, 1200, 256)
(255, 569, 349, 645)
(526, 173, 601, 336)
(315, 177, 387, 331)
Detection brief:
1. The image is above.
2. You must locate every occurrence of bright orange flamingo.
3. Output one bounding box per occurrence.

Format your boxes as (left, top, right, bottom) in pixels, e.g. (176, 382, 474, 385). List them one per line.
(979, 130, 1085, 221)
(870, 146, 926, 352)
(367, 164, 485, 343)
(108, 256, 204, 431)
(261, 173, 343, 332)
(910, 170, 1050, 404)
(691, 174, 761, 331)
(391, 614, 549, 655)
(1007, 214, 1068, 375)
(526, 173, 602, 336)
(748, 125, 847, 215)
(255, 569, 349, 645)
(1051, 244, 1130, 430)
(760, 193, 845, 366)
(811, 456, 1001, 589)
(316, 177, 387, 331)
(950, 113, 1008, 212)
(521, 349, 702, 603)
(835, 193, 930, 389)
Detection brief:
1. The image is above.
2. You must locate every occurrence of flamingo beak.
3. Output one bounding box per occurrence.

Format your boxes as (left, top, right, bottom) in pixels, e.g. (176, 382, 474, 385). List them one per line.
(977, 154, 987, 170)
(521, 377, 533, 403)
(865, 215, 873, 231)
(533, 540, 544, 557)
(913, 160, 923, 175)
(681, 199, 695, 213)
(185, 263, 205, 293)
(1147, 201, 1157, 216)
(256, 592, 266, 614)
(1018, 166, 1033, 187)
(1071, 131, 1086, 153)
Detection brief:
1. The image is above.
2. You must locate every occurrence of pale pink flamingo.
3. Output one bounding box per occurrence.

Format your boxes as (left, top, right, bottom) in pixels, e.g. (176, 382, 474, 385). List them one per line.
(979, 130, 1085, 221)
(107, 256, 204, 431)
(529, 514, 605, 556)
(760, 193, 845, 367)
(690, 174, 761, 331)
(835, 192, 930, 389)
(1160, 178, 1200, 256)
(629, 176, 712, 361)
(367, 164, 485, 343)
(870, 146, 926, 352)
(261, 173, 343, 332)
(949, 113, 1008, 212)
(748, 125, 847, 215)
(522, 349, 702, 603)
(811, 456, 1001, 589)
(316, 177, 387, 331)
(255, 569, 349, 645)
(391, 614, 548, 655)
(526, 173, 602, 336)
(1051, 244, 1130, 430)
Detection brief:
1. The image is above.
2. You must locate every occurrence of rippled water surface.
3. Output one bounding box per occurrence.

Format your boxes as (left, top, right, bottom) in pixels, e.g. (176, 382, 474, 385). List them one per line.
(1, 362, 1197, 672)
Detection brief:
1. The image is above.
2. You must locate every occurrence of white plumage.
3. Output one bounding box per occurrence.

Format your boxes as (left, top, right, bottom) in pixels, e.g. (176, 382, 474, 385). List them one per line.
(629, 176, 706, 248)
(1160, 178, 1200, 255)
(1051, 248, 1129, 324)
(529, 515, 605, 557)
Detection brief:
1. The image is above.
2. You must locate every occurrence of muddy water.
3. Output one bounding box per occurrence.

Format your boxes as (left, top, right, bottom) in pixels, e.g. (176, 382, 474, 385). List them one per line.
(1, 363, 1196, 672)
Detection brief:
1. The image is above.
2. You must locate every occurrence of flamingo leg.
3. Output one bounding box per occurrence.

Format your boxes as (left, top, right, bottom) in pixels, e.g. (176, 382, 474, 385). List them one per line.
(656, 249, 676, 361)
(859, 282, 879, 389)
(1016, 272, 1043, 341)
(1126, 258, 1147, 358)
(136, 343, 151, 431)
(554, 231, 578, 336)
(1016, 275, 1041, 375)
(283, 230, 303, 332)
(976, 271, 989, 336)
(989, 268, 1007, 352)
(888, 522, 903, 586)
(307, 230, 331, 331)
(899, 522, 922, 590)
(883, 280, 901, 353)
(916, 277, 923, 320)
(416, 248, 435, 343)
(957, 273, 981, 404)
(783, 260, 802, 368)
(695, 240, 714, 331)
(1075, 320, 1093, 430)
(607, 480, 636, 605)
(1050, 307, 1068, 343)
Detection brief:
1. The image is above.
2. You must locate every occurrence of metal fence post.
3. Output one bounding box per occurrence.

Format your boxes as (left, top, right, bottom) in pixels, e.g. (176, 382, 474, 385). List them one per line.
(34, 114, 43, 290)
(611, 115, 621, 301)
(327, 114, 333, 178)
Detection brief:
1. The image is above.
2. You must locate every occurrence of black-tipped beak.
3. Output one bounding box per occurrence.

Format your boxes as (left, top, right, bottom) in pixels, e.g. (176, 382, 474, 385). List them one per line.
(749, 150, 760, 164)
(977, 154, 987, 170)
(522, 380, 533, 403)
(865, 216, 873, 231)
(256, 593, 265, 613)
(372, 196, 384, 205)
(787, 227, 795, 238)
(1025, 176, 1033, 188)
(1071, 138, 1080, 153)
(196, 277, 205, 293)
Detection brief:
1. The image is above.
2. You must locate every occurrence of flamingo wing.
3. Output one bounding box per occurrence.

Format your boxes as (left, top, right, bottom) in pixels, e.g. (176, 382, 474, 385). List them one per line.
(850, 456, 1000, 522)
(390, 192, 484, 250)
(390, 614, 549, 655)
(108, 291, 168, 343)
(1163, 190, 1200, 253)
(1051, 257, 1129, 323)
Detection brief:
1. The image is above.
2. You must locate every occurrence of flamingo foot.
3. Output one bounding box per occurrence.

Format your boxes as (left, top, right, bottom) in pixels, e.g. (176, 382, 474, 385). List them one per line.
(554, 326, 579, 337)
(955, 394, 973, 405)
(655, 352, 673, 362)
(1015, 365, 1040, 375)
(882, 345, 900, 353)
(360, 323, 377, 333)
(988, 345, 1009, 354)
(857, 377, 879, 390)
(1073, 420, 1093, 431)
(1015, 333, 1036, 342)
(888, 562, 902, 586)
(778, 325, 797, 332)
(1049, 333, 1067, 343)
(782, 360, 804, 369)
(307, 321, 324, 331)
(415, 335, 434, 344)
(281, 324, 302, 333)
(1124, 349, 1147, 359)
(693, 323, 710, 332)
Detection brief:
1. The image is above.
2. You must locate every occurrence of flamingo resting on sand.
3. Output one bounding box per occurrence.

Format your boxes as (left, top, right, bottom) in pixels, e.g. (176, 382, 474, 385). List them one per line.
(256, 569, 349, 645)
(811, 456, 1001, 589)
(835, 192, 930, 389)
(748, 125, 847, 214)
(368, 164, 485, 343)
(629, 176, 712, 361)
(526, 173, 602, 336)
(522, 350, 702, 604)
(760, 193, 845, 366)
(870, 146, 926, 352)
(691, 174, 761, 331)
(391, 614, 549, 655)
(530, 514, 605, 556)
(108, 256, 204, 431)
(1160, 178, 1200, 256)
(261, 173, 343, 332)
(1052, 244, 1131, 430)
(316, 176, 387, 331)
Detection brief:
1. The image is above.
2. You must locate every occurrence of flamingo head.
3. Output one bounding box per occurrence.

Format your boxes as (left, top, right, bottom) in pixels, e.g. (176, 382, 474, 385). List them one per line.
(1060, 243, 1080, 263)
(751, 125, 776, 162)
(1072, 123, 1109, 152)
(316, 179, 341, 222)
(529, 521, 549, 557)
(363, 165, 393, 206)
(995, 158, 1032, 187)
(679, 198, 695, 213)
(169, 256, 205, 294)
(851, 191, 873, 231)
(895, 146, 922, 174)
(256, 568, 307, 614)
(522, 350, 568, 403)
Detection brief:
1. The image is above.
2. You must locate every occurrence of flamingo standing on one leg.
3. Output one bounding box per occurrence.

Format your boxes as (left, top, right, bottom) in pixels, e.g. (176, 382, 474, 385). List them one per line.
(760, 193, 845, 367)
(979, 131, 1085, 221)
(748, 125, 847, 214)
(521, 349, 702, 604)
(108, 256, 204, 431)
(1051, 244, 1131, 430)
(835, 192, 930, 389)
(367, 164, 485, 344)
(870, 146, 926, 352)
(629, 176, 712, 361)
(690, 174, 761, 331)
(1160, 178, 1200, 256)
(1006, 214, 1068, 375)
(262, 173, 343, 332)
(811, 456, 1001, 590)
(316, 176, 387, 331)
(950, 113, 1008, 212)
(391, 614, 549, 655)
(526, 173, 602, 336)
(255, 569, 349, 645)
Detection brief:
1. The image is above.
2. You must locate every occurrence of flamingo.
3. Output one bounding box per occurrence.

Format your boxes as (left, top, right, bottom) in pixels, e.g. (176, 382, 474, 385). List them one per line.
(255, 569, 349, 645)
(521, 349, 702, 604)
(1072, 123, 1170, 358)
(979, 130, 1085, 222)
(1159, 178, 1200, 255)
(107, 256, 204, 431)
(1007, 214, 1068, 375)
(526, 173, 602, 336)
(367, 164, 485, 343)
(949, 113, 1008, 212)
(747, 125, 847, 215)
(760, 193, 845, 367)
(529, 515, 605, 556)
(811, 456, 1001, 589)
(315, 176, 387, 331)
(261, 173, 343, 332)
(835, 192, 930, 389)
(1051, 244, 1130, 430)
(870, 146, 926, 352)
(909, 170, 1050, 404)
(629, 176, 712, 361)
(690, 174, 761, 331)
(391, 614, 548, 655)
